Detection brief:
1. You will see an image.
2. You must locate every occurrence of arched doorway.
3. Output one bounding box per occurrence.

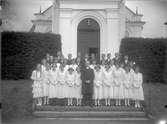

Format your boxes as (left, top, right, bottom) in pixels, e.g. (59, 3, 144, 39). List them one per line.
(77, 18, 100, 61)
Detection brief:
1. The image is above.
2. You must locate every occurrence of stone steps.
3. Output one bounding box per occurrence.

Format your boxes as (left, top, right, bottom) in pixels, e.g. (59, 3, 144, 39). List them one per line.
(36, 105, 144, 111)
(34, 106, 149, 120)
(34, 111, 146, 118)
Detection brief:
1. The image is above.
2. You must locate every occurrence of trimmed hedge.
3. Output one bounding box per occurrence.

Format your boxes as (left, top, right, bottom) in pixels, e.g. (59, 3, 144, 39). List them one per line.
(120, 38, 167, 83)
(2, 32, 61, 80)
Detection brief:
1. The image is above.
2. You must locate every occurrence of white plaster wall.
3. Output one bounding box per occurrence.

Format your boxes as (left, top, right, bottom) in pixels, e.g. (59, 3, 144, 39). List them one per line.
(106, 8, 120, 58)
(35, 24, 51, 33)
(107, 19, 120, 58)
(60, 1, 119, 10)
(128, 26, 142, 37)
(119, 3, 126, 42)
(59, 18, 74, 58)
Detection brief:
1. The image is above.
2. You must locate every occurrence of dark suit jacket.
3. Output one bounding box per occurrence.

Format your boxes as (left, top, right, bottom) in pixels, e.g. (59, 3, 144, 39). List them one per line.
(112, 58, 121, 65)
(81, 67, 95, 95)
(67, 59, 72, 65)
(105, 59, 112, 65)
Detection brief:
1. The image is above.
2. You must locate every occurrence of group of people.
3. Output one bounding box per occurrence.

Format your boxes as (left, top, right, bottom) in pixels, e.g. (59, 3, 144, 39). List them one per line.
(31, 51, 144, 108)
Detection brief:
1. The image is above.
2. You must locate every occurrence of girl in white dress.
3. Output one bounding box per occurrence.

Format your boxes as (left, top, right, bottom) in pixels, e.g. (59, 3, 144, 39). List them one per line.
(90, 60, 96, 71)
(54, 57, 60, 69)
(109, 60, 116, 73)
(129, 61, 135, 100)
(119, 63, 126, 103)
(94, 65, 103, 106)
(133, 66, 144, 108)
(109, 60, 116, 100)
(75, 67, 82, 106)
(100, 60, 106, 73)
(63, 59, 69, 72)
(31, 64, 42, 106)
(41, 59, 47, 73)
(103, 64, 113, 106)
(123, 66, 131, 106)
(113, 63, 124, 106)
(48, 64, 58, 99)
(66, 68, 75, 106)
(41, 63, 50, 105)
(57, 64, 66, 99)
(69, 59, 78, 71)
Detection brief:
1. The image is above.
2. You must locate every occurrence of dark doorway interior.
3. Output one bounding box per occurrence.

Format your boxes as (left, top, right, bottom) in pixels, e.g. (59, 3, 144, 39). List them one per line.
(77, 18, 100, 61)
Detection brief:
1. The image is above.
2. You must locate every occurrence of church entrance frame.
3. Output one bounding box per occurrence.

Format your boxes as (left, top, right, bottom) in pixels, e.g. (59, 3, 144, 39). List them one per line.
(71, 11, 106, 58)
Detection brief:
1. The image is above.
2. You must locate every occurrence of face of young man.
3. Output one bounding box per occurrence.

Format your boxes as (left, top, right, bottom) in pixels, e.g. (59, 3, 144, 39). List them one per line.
(85, 61, 90, 68)
(107, 53, 111, 59)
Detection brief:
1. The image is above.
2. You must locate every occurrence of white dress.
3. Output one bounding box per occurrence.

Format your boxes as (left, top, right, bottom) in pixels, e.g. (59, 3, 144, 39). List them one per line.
(129, 69, 135, 99)
(64, 65, 69, 72)
(123, 72, 132, 99)
(132, 73, 144, 100)
(94, 70, 103, 99)
(41, 68, 50, 97)
(90, 65, 96, 71)
(57, 69, 66, 98)
(48, 69, 58, 98)
(100, 65, 105, 73)
(75, 72, 82, 99)
(31, 70, 42, 98)
(66, 72, 75, 98)
(109, 66, 116, 98)
(69, 64, 78, 71)
(119, 68, 125, 99)
(103, 69, 114, 99)
(113, 68, 125, 99)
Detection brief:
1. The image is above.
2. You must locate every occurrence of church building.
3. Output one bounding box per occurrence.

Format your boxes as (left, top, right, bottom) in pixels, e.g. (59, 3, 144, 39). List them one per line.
(31, 0, 145, 58)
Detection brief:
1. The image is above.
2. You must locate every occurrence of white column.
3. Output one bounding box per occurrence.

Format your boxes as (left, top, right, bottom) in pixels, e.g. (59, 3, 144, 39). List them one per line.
(106, 9, 120, 58)
(59, 9, 74, 58)
(119, 0, 126, 40)
(52, 0, 60, 34)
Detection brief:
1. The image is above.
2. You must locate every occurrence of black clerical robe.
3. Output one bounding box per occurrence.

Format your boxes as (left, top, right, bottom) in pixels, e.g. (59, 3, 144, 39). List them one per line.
(81, 67, 94, 95)
(67, 59, 72, 65)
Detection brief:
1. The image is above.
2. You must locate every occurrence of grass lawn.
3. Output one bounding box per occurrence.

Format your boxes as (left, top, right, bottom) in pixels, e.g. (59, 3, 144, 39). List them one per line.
(1, 80, 33, 122)
(143, 83, 167, 117)
(1, 80, 167, 122)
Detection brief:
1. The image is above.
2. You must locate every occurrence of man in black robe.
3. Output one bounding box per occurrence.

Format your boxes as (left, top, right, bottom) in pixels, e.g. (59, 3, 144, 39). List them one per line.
(81, 61, 95, 106)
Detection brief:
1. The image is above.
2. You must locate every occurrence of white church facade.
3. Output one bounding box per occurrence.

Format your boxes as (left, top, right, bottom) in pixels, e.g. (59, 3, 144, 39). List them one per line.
(31, 0, 145, 58)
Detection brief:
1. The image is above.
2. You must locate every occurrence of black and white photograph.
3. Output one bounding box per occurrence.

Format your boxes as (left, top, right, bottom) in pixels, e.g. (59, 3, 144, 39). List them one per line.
(1, 0, 167, 124)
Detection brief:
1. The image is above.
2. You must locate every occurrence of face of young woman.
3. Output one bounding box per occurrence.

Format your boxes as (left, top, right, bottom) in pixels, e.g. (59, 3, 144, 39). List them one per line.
(69, 70, 73, 74)
(105, 65, 110, 71)
(77, 69, 80, 73)
(116, 64, 119, 69)
(110, 60, 114, 66)
(37, 64, 41, 71)
(101, 54, 105, 59)
(42, 59, 47, 65)
(50, 56, 54, 62)
(135, 67, 140, 73)
(92, 61, 96, 65)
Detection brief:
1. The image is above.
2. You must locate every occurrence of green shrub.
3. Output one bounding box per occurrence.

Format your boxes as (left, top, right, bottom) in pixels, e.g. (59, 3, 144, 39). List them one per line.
(120, 38, 167, 83)
(2, 32, 61, 80)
